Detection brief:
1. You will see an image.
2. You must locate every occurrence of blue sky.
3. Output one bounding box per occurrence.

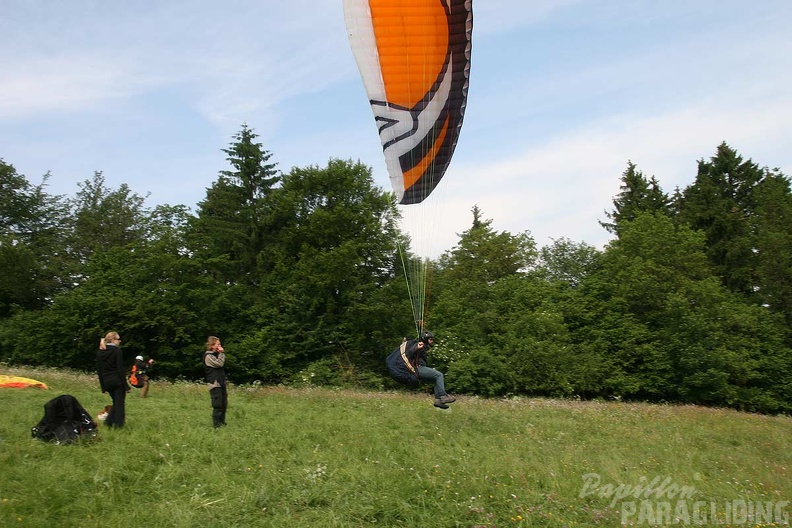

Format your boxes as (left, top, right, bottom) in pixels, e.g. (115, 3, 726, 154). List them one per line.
(2, 0, 791, 257)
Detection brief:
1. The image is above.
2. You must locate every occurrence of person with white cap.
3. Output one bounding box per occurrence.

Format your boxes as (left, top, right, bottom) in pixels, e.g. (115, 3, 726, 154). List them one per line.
(133, 354, 155, 398)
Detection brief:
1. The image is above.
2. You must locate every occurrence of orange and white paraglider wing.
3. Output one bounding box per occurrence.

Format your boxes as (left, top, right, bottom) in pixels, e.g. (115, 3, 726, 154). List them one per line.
(344, 0, 472, 205)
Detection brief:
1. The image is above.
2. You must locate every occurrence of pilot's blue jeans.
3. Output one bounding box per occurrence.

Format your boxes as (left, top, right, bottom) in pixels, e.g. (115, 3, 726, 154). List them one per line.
(417, 365, 447, 398)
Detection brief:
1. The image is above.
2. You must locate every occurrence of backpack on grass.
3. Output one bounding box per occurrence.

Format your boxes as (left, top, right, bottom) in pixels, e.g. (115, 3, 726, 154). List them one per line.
(31, 394, 98, 444)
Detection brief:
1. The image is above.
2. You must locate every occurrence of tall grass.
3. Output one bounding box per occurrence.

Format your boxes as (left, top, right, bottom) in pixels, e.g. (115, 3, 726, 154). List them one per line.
(1, 365, 790, 527)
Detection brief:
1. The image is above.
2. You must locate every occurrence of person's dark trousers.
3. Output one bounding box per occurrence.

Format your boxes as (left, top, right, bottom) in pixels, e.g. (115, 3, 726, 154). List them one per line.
(106, 387, 126, 427)
(210, 386, 228, 428)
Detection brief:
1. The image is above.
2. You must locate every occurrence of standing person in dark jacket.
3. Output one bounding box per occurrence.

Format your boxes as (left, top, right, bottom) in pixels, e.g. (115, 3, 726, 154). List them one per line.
(203, 336, 227, 428)
(96, 331, 130, 427)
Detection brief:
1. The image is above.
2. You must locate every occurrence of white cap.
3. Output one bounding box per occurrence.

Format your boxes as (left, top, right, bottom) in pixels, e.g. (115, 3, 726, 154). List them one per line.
(135, 355, 144, 361)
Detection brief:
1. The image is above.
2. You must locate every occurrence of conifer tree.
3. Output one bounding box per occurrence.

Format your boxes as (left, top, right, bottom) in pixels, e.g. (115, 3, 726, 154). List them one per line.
(678, 143, 768, 297)
(191, 124, 281, 285)
(601, 161, 670, 235)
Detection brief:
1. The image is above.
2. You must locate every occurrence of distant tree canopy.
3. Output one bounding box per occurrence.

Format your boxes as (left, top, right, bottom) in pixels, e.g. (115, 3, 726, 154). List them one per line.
(1, 138, 790, 413)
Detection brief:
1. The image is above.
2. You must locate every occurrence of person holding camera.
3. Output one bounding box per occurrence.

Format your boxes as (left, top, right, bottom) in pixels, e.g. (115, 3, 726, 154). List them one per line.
(203, 336, 227, 428)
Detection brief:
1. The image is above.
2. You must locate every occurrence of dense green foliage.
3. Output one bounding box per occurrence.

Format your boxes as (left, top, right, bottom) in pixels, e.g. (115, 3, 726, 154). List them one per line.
(1, 367, 790, 527)
(1, 135, 790, 413)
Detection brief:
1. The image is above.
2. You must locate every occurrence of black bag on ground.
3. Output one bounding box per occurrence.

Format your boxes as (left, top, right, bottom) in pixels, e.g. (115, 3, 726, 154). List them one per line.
(31, 394, 98, 444)
(386, 341, 420, 387)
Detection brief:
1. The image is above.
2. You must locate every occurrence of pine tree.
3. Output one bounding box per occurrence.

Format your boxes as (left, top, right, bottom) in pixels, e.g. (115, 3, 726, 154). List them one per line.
(753, 170, 792, 327)
(191, 124, 281, 285)
(438, 205, 535, 284)
(601, 161, 670, 235)
(678, 143, 765, 297)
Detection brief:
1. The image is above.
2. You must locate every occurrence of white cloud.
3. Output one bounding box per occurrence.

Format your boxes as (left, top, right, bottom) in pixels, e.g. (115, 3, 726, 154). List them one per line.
(0, 1, 347, 125)
(0, 52, 160, 119)
(414, 90, 792, 256)
(2, 0, 790, 260)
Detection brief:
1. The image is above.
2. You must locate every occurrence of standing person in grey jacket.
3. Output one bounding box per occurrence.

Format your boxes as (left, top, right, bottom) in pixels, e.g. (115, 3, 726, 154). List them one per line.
(203, 336, 227, 428)
(96, 331, 130, 427)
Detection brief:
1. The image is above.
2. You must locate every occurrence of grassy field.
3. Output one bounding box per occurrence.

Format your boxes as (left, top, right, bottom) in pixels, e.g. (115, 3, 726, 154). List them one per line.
(1, 365, 790, 528)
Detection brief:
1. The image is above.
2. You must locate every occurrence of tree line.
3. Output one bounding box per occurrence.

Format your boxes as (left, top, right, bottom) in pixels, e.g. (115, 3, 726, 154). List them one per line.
(1, 127, 790, 413)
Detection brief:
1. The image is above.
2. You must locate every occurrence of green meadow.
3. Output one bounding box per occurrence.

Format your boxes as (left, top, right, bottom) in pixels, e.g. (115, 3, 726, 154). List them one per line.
(1, 366, 790, 528)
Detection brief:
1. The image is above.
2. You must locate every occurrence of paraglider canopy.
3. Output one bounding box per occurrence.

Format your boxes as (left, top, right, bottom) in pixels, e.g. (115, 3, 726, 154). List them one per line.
(343, 0, 473, 205)
(344, 0, 473, 333)
(0, 375, 49, 389)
